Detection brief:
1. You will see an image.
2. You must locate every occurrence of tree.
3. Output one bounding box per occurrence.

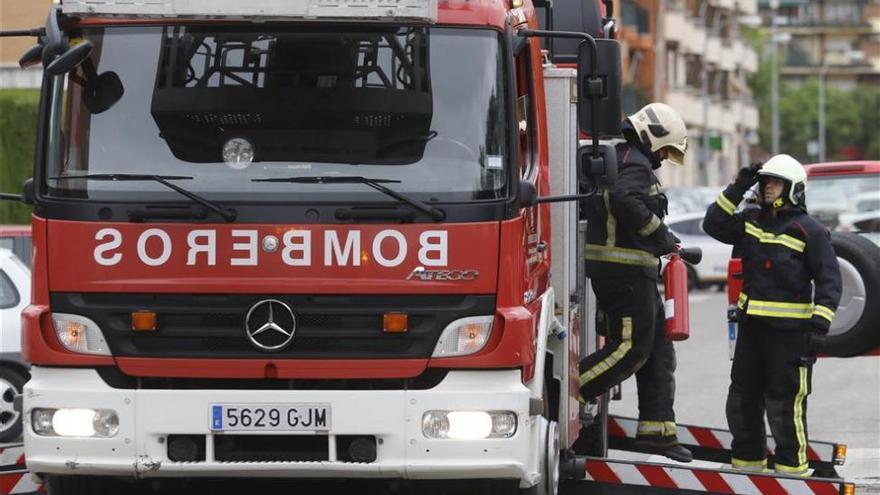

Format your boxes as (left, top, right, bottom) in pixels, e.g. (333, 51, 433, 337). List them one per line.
(745, 28, 880, 162)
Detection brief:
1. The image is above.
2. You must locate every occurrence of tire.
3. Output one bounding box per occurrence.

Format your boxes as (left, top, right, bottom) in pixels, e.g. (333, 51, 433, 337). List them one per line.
(823, 233, 880, 357)
(47, 476, 119, 495)
(0, 366, 27, 442)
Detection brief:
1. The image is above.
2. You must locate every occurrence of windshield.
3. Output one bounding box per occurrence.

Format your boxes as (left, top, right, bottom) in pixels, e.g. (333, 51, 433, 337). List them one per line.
(809, 175, 880, 233)
(46, 26, 509, 204)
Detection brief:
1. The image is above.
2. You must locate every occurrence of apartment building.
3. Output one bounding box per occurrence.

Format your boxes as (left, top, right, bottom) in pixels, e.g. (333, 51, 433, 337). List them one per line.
(617, 0, 760, 187)
(0, 0, 52, 88)
(759, 0, 880, 88)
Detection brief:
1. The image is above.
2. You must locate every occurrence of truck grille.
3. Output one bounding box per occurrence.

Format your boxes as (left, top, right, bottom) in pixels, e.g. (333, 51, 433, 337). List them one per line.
(50, 293, 495, 359)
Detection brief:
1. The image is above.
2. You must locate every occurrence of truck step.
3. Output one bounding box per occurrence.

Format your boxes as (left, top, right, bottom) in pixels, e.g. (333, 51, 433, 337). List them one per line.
(0, 443, 42, 494)
(607, 415, 845, 477)
(562, 456, 855, 495)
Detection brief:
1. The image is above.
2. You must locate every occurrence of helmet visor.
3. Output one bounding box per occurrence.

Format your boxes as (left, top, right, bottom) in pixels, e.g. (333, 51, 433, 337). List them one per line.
(665, 146, 685, 167)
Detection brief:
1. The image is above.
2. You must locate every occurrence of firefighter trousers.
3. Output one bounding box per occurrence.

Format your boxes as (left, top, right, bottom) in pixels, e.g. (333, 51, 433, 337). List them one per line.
(727, 319, 814, 474)
(579, 276, 679, 443)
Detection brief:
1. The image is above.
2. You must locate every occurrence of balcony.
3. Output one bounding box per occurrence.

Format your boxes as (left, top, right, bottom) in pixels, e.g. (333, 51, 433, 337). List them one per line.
(665, 89, 758, 133)
(664, 11, 758, 72)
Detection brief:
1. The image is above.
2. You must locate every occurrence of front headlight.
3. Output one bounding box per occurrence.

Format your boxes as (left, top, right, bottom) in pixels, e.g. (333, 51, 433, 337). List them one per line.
(431, 316, 494, 357)
(32, 408, 119, 438)
(422, 410, 517, 440)
(51, 313, 110, 355)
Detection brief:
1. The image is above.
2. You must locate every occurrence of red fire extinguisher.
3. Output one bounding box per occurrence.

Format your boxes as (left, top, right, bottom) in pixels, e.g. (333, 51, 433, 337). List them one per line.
(663, 247, 702, 341)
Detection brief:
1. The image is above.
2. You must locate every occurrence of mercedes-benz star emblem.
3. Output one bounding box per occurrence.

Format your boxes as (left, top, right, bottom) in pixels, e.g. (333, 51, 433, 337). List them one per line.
(244, 299, 296, 352)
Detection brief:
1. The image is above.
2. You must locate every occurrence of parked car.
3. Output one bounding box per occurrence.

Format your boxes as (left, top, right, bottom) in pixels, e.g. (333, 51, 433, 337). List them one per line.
(666, 211, 730, 290)
(0, 225, 32, 268)
(665, 186, 719, 216)
(0, 247, 30, 442)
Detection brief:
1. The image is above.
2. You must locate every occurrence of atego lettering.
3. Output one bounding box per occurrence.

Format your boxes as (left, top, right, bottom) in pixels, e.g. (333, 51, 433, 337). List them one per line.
(92, 228, 449, 268)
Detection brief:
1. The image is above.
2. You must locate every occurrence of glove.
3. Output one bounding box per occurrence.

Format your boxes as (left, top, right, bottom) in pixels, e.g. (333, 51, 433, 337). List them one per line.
(734, 162, 762, 189)
(802, 324, 826, 364)
(651, 229, 679, 257)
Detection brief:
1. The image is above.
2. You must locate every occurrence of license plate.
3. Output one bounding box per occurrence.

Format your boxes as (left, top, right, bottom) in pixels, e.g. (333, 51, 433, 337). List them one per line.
(210, 404, 331, 432)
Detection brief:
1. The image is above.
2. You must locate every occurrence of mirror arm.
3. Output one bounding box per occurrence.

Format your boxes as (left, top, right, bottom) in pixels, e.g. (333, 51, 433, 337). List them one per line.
(517, 28, 603, 159)
(0, 193, 24, 202)
(0, 28, 45, 38)
(535, 187, 600, 204)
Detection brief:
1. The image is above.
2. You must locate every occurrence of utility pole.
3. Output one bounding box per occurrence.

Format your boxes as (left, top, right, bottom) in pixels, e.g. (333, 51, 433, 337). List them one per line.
(818, 65, 826, 162)
(654, 0, 665, 103)
(700, 1, 710, 186)
(770, 0, 779, 155)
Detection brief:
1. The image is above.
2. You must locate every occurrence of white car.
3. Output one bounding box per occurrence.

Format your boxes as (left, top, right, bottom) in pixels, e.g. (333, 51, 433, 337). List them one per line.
(0, 247, 30, 442)
(666, 211, 732, 289)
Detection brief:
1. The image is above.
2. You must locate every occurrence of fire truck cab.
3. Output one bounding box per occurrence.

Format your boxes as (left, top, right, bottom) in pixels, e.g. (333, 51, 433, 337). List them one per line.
(13, 0, 622, 493)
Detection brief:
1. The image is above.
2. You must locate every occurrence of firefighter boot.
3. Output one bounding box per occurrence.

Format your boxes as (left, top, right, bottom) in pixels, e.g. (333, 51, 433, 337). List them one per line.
(634, 438, 693, 463)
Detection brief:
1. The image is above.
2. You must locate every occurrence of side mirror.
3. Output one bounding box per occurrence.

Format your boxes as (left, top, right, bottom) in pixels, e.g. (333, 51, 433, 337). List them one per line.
(21, 178, 35, 206)
(519, 180, 538, 208)
(576, 38, 622, 137)
(19, 43, 43, 69)
(577, 144, 617, 186)
(84, 70, 125, 114)
(46, 40, 93, 76)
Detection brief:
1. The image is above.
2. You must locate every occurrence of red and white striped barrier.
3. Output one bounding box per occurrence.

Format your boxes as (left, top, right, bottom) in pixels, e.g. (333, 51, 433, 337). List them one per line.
(582, 457, 853, 495)
(608, 416, 842, 466)
(0, 444, 43, 495)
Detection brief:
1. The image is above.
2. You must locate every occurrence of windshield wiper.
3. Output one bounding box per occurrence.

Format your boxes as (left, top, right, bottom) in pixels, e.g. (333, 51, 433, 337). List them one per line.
(253, 176, 445, 221)
(49, 174, 237, 222)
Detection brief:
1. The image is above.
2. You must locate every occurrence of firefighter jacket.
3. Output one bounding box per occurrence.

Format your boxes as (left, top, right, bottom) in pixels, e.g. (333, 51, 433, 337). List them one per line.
(584, 142, 672, 280)
(703, 182, 842, 333)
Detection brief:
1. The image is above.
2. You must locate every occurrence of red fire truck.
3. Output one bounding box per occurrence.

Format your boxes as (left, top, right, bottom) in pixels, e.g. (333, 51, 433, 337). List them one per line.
(0, 1, 858, 494)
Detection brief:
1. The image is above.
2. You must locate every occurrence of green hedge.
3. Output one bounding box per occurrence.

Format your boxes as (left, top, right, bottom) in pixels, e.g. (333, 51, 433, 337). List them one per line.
(0, 89, 40, 225)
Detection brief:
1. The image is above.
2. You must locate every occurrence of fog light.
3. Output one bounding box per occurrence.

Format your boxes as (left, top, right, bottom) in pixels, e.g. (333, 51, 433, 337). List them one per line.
(422, 411, 450, 439)
(93, 409, 120, 437)
(32, 409, 56, 436)
(491, 412, 517, 438)
(422, 410, 517, 440)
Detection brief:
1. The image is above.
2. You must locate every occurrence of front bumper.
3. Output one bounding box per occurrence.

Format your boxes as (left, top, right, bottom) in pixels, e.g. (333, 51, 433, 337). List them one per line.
(23, 367, 535, 481)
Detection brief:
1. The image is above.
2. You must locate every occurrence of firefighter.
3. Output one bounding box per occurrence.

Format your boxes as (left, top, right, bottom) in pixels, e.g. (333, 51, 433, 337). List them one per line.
(579, 102, 692, 462)
(703, 154, 841, 475)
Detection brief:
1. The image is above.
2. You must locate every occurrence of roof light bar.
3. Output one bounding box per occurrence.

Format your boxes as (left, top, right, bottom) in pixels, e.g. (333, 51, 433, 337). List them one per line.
(61, 0, 439, 23)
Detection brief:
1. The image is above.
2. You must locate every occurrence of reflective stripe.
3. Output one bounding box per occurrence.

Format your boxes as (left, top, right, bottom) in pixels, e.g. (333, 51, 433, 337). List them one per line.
(746, 299, 814, 319)
(585, 244, 659, 267)
(731, 458, 768, 470)
(774, 462, 810, 476)
(813, 304, 835, 323)
(716, 193, 736, 215)
(637, 420, 677, 437)
(637, 214, 662, 237)
(794, 365, 809, 467)
(603, 190, 616, 247)
(744, 223, 806, 252)
(580, 317, 633, 385)
(737, 292, 748, 310)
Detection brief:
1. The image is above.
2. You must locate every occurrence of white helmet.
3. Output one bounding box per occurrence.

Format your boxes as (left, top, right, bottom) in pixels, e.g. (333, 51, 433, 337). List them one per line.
(758, 154, 807, 206)
(627, 103, 688, 166)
